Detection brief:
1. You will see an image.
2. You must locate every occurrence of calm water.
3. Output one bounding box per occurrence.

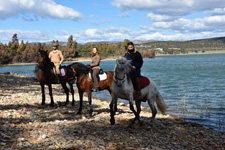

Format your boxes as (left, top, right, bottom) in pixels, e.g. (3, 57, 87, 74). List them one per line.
(0, 53, 224, 132)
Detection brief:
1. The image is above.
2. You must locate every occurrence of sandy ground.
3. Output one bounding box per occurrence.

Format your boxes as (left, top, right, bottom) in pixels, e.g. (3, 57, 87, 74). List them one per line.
(0, 73, 224, 150)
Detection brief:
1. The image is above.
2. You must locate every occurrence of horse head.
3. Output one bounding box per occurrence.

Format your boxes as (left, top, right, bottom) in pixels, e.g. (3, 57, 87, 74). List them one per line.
(114, 56, 132, 87)
(38, 49, 50, 70)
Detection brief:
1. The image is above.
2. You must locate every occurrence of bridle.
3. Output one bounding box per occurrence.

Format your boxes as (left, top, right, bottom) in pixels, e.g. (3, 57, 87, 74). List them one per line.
(114, 67, 126, 85)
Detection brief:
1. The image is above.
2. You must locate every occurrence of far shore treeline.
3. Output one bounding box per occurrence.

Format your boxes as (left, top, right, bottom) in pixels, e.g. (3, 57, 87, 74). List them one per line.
(0, 34, 154, 64)
(1, 34, 225, 64)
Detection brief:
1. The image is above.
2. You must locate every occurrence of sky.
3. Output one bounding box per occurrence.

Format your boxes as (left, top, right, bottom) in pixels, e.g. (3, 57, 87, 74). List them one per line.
(1, 0, 225, 44)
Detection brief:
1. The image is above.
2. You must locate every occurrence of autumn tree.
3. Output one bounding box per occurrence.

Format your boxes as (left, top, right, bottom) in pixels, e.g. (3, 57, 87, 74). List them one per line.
(15, 40, 26, 62)
(67, 35, 73, 49)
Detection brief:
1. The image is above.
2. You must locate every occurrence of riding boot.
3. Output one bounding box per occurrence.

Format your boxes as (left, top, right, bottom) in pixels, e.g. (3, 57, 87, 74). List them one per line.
(135, 77, 142, 97)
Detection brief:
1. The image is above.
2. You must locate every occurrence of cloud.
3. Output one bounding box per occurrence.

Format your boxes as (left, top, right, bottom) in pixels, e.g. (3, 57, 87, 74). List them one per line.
(2, 26, 225, 45)
(0, 0, 82, 21)
(89, 19, 112, 26)
(147, 13, 179, 22)
(118, 12, 129, 18)
(112, 0, 225, 17)
(0, 29, 52, 43)
(153, 15, 225, 33)
(206, 8, 225, 16)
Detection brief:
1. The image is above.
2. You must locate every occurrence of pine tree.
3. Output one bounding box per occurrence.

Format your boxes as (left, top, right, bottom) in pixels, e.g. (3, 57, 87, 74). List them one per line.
(67, 35, 73, 49)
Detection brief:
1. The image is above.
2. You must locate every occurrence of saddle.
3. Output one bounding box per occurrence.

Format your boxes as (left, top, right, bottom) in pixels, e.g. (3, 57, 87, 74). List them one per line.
(89, 69, 107, 82)
(139, 76, 150, 89)
(53, 67, 65, 76)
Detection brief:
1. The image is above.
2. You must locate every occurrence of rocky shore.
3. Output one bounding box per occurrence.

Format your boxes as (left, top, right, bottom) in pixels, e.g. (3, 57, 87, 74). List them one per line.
(0, 73, 224, 150)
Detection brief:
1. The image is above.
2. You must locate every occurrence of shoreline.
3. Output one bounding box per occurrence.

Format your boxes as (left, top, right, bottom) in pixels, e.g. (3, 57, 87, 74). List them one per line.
(1, 51, 225, 67)
(0, 73, 224, 149)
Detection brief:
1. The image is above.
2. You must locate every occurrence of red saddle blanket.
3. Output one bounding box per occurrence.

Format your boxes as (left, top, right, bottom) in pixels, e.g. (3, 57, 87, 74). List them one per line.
(140, 76, 150, 89)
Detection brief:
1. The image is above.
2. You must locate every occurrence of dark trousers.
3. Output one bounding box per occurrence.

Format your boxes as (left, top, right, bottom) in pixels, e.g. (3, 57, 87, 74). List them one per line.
(93, 69, 100, 87)
(130, 69, 141, 91)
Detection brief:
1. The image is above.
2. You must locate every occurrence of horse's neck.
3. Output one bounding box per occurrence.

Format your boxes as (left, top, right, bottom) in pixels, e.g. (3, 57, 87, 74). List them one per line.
(125, 75, 134, 89)
(76, 73, 88, 84)
(43, 61, 54, 74)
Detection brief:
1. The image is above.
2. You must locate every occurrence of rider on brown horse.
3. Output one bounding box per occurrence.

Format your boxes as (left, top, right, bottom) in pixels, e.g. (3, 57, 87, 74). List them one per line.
(124, 41, 143, 97)
(49, 43, 64, 82)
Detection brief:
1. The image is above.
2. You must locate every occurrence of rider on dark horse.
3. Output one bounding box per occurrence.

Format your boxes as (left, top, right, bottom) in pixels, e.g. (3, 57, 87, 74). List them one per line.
(124, 41, 143, 97)
(49, 43, 64, 82)
(90, 47, 101, 92)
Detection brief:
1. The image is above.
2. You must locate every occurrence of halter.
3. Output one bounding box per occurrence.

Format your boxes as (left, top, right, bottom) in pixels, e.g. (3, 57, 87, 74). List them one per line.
(114, 68, 126, 85)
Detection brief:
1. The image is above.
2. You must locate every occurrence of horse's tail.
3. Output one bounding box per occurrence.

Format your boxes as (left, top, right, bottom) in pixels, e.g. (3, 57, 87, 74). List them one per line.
(156, 92, 167, 115)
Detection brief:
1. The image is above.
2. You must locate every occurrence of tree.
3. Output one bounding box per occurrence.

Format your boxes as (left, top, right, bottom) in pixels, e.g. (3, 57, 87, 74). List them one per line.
(67, 35, 73, 49)
(16, 40, 26, 62)
(72, 40, 78, 57)
(12, 33, 18, 43)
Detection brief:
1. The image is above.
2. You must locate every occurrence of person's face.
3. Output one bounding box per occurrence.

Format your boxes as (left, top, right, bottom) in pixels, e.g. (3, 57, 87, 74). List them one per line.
(93, 48, 97, 53)
(53, 46, 57, 50)
(128, 45, 134, 50)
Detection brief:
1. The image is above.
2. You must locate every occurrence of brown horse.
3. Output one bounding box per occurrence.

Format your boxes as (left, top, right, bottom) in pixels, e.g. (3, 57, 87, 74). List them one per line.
(69, 62, 114, 115)
(37, 50, 76, 106)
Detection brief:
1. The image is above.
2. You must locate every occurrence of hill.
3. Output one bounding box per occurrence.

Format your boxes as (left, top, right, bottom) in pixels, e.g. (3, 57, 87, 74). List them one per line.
(134, 37, 225, 54)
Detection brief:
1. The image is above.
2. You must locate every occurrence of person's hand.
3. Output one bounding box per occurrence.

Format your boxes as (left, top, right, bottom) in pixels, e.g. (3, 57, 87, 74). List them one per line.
(132, 66, 136, 69)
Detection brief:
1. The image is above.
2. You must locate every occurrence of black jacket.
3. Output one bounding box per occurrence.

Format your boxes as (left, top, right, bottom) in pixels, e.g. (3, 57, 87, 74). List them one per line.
(124, 51, 143, 70)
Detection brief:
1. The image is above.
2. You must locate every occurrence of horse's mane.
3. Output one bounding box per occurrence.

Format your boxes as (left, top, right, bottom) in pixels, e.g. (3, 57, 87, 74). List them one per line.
(115, 56, 132, 74)
(68, 62, 90, 75)
(39, 50, 54, 68)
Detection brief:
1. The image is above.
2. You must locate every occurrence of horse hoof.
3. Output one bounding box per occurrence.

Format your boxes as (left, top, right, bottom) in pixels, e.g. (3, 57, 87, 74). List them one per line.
(110, 119, 115, 125)
(72, 102, 75, 106)
(77, 111, 82, 115)
(41, 102, 45, 105)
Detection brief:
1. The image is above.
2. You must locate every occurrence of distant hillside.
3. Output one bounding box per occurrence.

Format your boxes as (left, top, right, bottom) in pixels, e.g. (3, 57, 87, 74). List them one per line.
(135, 37, 225, 54)
(32, 36, 225, 54)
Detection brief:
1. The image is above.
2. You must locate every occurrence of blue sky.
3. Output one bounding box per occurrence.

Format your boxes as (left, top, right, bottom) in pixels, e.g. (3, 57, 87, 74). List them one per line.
(1, 0, 225, 44)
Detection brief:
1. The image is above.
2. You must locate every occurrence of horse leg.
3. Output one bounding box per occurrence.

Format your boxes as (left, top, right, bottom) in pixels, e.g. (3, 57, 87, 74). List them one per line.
(48, 84, 54, 107)
(147, 97, 157, 126)
(41, 84, 45, 105)
(109, 90, 118, 112)
(110, 96, 117, 125)
(61, 82, 69, 105)
(87, 91, 93, 116)
(135, 100, 143, 126)
(128, 95, 138, 126)
(77, 90, 83, 114)
(69, 83, 75, 106)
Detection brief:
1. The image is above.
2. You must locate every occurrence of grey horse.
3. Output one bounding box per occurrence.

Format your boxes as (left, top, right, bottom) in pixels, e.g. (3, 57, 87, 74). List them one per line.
(110, 56, 167, 126)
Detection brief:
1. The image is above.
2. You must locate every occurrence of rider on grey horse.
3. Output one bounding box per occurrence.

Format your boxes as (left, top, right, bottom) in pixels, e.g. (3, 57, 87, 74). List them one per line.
(124, 41, 143, 97)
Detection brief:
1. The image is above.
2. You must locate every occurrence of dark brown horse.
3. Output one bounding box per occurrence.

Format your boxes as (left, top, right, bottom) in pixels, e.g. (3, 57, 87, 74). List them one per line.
(37, 50, 76, 106)
(69, 62, 114, 115)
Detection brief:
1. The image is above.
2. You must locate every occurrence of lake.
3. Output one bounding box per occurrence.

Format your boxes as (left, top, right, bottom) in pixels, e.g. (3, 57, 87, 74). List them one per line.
(0, 53, 224, 132)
